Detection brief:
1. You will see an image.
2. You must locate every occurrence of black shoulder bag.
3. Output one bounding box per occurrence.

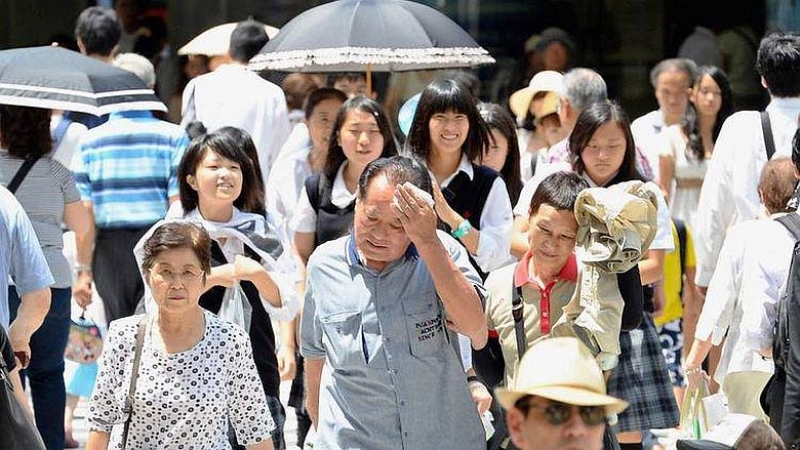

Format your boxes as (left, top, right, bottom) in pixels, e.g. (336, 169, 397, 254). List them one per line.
(0, 326, 46, 449)
(120, 317, 148, 449)
(5, 157, 40, 194)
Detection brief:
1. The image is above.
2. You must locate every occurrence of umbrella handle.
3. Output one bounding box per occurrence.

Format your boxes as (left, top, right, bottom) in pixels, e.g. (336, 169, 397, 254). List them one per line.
(367, 63, 372, 97)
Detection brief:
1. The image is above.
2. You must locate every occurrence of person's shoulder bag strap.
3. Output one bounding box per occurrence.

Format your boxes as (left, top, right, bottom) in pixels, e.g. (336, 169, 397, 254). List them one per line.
(511, 275, 526, 361)
(120, 316, 148, 449)
(5, 158, 40, 194)
(762, 110, 777, 161)
(51, 116, 71, 151)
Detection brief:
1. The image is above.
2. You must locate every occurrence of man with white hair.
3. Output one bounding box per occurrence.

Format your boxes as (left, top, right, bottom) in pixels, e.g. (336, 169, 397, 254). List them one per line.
(71, 54, 189, 324)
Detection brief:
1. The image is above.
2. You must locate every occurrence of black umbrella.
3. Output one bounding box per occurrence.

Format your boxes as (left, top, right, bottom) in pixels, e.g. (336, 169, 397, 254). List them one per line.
(249, 0, 494, 91)
(0, 46, 166, 116)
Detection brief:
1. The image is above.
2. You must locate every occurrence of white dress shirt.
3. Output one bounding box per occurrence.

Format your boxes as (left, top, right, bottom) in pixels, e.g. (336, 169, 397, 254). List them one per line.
(266, 123, 313, 248)
(738, 214, 796, 358)
(695, 217, 784, 384)
(437, 154, 514, 272)
(290, 162, 355, 234)
(631, 109, 666, 180)
(693, 98, 800, 286)
(181, 63, 291, 184)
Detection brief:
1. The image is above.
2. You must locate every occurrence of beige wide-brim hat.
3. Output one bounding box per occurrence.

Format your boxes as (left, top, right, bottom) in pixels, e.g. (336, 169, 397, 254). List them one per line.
(495, 337, 629, 416)
(509, 70, 564, 121)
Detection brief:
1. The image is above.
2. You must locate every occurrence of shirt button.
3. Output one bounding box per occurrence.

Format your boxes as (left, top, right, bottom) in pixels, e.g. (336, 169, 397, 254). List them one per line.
(400, 400, 406, 406)
(385, 337, 391, 343)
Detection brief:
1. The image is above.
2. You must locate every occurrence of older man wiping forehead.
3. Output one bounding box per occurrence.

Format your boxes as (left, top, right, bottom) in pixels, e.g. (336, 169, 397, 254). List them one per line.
(301, 156, 488, 450)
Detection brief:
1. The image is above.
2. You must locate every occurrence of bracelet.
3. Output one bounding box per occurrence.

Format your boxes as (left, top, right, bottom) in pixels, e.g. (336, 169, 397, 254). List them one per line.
(466, 375, 483, 385)
(451, 220, 472, 239)
(683, 366, 702, 376)
(74, 263, 92, 274)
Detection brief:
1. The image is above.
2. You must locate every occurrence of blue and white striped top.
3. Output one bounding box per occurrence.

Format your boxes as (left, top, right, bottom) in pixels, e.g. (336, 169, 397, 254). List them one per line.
(73, 111, 189, 228)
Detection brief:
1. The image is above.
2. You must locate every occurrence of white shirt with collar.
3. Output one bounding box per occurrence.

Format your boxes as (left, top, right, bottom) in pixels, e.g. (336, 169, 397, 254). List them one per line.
(437, 154, 513, 272)
(695, 217, 783, 384)
(181, 63, 291, 184)
(290, 162, 356, 234)
(694, 98, 800, 286)
(631, 109, 667, 180)
(738, 213, 797, 360)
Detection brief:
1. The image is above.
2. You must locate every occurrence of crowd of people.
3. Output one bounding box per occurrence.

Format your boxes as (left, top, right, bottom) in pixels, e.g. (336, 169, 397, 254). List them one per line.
(1, 3, 800, 450)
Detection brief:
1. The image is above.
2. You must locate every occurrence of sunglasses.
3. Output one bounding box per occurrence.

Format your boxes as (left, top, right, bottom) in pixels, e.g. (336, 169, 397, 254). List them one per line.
(515, 397, 607, 427)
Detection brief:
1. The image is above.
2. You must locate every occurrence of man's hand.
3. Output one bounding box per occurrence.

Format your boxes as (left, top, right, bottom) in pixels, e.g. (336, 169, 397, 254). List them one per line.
(392, 183, 439, 247)
(277, 346, 297, 381)
(73, 272, 93, 309)
(468, 379, 493, 415)
(9, 287, 50, 368)
(431, 181, 461, 229)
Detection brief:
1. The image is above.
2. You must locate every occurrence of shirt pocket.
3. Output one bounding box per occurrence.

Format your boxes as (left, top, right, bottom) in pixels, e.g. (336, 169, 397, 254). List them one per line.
(404, 301, 447, 359)
(320, 311, 365, 369)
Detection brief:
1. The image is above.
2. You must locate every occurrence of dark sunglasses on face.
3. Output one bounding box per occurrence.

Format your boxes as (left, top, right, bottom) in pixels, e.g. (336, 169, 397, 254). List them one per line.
(515, 397, 607, 427)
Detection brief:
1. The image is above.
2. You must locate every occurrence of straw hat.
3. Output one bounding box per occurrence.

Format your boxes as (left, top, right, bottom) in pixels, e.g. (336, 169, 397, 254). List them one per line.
(532, 91, 560, 125)
(509, 70, 563, 121)
(495, 337, 628, 415)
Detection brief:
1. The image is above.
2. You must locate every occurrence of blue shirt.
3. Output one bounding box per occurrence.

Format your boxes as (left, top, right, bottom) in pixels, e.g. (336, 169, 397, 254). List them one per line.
(73, 111, 189, 228)
(0, 186, 54, 329)
(301, 231, 485, 450)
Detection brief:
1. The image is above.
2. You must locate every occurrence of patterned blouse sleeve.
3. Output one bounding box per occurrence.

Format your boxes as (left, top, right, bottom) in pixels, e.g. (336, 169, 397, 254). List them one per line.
(87, 321, 129, 433)
(227, 328, 275, 445)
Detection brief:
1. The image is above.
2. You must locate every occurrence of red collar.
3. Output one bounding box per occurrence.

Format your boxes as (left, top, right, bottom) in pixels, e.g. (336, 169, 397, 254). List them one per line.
(513, 251, 577, 288)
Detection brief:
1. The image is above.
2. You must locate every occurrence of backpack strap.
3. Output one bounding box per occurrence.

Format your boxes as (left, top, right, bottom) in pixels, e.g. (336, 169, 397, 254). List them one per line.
(674, 219, 688, 298)
(511, 276, 526, 362)
(762, 111, 777, 161)
(6, 158, 40, 194)
(776, 214, 800, 242)
(51, 115, 71, 151)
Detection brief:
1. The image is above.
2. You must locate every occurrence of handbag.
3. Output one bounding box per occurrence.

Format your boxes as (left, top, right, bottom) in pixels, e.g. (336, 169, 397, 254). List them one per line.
(120, 316, 147, 449)
(64, 312, 103, 364)
(0, 327, 46, 449)
(680, 380, 728, 440)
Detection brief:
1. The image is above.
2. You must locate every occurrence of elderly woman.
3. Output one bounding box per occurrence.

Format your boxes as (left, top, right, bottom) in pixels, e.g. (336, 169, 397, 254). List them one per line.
(86, 222, 275, 450)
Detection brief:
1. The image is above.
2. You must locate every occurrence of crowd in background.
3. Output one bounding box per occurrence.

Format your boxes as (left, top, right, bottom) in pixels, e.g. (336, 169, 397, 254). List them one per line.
(1, 2, 800, 450)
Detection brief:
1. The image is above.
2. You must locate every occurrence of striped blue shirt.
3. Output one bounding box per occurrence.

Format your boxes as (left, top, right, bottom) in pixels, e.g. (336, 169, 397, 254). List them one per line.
(73, 111, 189, 228)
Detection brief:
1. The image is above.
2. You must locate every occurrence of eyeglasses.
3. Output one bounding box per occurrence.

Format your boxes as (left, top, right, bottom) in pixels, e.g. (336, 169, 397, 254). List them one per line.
(515, 397, 607, 427)
(149, 267, 204, 286)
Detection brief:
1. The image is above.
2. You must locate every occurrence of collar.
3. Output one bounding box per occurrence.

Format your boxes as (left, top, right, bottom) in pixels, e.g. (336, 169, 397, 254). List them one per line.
(108, 110, 153, 120)
(346, 232, 419, 269)
(767, 97, 800, 112)
(439, 153, 474, 187)
(514, 250, 577, 288)
(579, 171, 619, 188)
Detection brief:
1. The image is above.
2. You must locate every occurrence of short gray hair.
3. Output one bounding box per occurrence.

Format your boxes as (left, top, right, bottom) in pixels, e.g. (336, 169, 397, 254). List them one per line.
(649, 58, 697, 88)
(113, 53, 156, 88)
(560, 68, 607, 114)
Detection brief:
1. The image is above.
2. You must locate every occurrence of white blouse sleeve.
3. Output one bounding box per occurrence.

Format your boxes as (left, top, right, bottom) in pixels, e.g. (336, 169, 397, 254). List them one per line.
(289, 185, 317, 234)
(474, 177, 513, 272)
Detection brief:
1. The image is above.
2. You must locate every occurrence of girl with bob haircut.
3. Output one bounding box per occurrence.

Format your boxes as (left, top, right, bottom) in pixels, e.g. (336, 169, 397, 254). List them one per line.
(477, 102, 524, 207)
(171, 129, 298, 448)
(568, 100, 680, 446)
(291, 95, 398, 265)
(406, 79, 513, 277)
(87, 221, 277, 449)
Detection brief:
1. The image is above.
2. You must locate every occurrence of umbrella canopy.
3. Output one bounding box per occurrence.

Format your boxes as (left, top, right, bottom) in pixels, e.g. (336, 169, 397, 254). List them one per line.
(249, 0, 494, 72)
(178, 22, 280, 56)
(0, 46, 166, 116)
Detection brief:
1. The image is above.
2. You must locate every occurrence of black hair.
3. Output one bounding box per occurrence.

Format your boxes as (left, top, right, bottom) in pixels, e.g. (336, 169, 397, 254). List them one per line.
(178, 130, 262, 215)
(184, 121, 207, 140)
(529, 171, 589, 215)
(74, 6, 121, 57)
(0, 105, 52, 159)
(478, 103, 523, 206)
(406, 79, 490, 164)
(229, 20, 269, 63)
(303, 87, 348, 119)
(324, 96, 398, 179)
(756, 32, 800, 98)
(682, 65, 734, 160)
(569, 100, 643, 185)
(215, 126, 266, 216)
(448, 70, 481, 99)
(330, 72, 366, 84)
(793, 127, 800, 173)
(357, 156, 432, 200)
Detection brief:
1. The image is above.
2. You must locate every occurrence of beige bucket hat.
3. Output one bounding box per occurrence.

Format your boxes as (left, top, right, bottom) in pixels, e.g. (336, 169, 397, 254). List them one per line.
(495, 337, 629, 415)
(509, 70, 564, 121)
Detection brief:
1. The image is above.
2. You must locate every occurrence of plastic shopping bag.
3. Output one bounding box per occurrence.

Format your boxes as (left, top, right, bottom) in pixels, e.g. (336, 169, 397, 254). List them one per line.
(218, 281, 252, 332)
